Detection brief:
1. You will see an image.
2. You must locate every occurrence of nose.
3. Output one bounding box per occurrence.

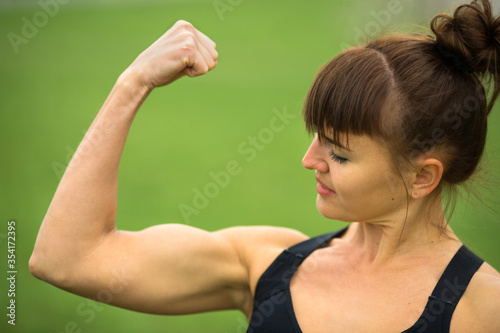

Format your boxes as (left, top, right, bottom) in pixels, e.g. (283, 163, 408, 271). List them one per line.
(302, 136, 329, 172)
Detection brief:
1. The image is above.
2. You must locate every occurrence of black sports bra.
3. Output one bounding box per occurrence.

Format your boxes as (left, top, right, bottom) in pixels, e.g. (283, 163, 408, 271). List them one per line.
(247, 227, 484, 333)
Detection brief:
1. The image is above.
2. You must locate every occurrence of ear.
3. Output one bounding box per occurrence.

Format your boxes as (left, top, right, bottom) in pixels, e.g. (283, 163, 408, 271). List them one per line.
(409, 158, 444, 199)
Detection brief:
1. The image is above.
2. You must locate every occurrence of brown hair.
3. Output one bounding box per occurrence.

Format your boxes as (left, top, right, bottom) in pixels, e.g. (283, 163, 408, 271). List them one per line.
(304, 0, 500, 190)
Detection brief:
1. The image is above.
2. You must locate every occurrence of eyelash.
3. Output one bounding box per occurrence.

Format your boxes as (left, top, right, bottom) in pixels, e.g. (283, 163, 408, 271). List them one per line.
(329, 150, 348, 164)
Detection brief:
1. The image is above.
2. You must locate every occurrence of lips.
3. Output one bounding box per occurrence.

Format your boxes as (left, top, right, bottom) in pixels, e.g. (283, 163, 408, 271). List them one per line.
(315, 176, 336, 196)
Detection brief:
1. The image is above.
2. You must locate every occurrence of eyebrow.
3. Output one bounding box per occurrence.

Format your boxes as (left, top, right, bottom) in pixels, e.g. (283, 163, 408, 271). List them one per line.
(323, 136, 354, 152)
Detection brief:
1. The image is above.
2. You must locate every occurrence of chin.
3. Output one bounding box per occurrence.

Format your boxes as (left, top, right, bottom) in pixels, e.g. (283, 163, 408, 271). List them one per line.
(316, 199, 352, 222)
(317, 205, 350, 222)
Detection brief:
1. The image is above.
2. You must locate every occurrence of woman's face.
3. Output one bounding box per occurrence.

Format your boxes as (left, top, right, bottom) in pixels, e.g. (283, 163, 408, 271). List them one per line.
(302, 132, 408, 224)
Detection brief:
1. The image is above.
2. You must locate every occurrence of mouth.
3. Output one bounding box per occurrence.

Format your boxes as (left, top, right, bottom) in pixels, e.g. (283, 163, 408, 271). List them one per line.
(315, 176, 336, 196)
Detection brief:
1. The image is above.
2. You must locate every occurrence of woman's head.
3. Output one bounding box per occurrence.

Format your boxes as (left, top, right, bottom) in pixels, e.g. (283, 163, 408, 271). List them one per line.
(304, 0, 500, 209)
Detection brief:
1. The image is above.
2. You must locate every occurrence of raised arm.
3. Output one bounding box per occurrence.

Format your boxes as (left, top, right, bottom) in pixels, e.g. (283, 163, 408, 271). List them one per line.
(29, 20, 283, 315)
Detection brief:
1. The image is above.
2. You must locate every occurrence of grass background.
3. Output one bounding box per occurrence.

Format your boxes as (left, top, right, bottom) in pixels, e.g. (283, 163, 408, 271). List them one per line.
(1, 0, 499, 332)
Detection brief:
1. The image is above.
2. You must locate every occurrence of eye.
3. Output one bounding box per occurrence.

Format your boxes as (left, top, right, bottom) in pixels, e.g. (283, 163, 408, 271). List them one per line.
(329, 150, 348, 164)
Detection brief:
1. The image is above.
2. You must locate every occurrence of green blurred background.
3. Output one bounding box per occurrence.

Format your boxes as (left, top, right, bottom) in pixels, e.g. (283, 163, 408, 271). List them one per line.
(1, 0, 499, 332)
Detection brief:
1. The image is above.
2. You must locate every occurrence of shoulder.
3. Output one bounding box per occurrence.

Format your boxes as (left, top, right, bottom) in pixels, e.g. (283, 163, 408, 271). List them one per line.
(452, 262, 500, 332)
(216, 226, 309, 314)
(217, 225, 309, 248)
(217, 225, 309, 269)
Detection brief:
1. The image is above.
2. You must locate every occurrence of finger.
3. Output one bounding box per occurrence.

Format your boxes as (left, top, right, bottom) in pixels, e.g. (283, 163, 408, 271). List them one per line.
(194, 38, 217, 70)
(194, 29, 218, 61)
(173, 21, 218, 62)
(183, 47, 210, 77)
(172, 22, 217, 66)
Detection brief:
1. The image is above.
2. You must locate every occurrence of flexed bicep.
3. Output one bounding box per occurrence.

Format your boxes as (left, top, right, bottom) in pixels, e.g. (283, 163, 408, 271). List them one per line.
(64, 224, 250, 315)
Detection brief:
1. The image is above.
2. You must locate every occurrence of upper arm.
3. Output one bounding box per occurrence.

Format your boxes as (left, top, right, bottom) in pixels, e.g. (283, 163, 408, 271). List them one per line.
(38, 223, 308, 316)
(49, 224, 249, 315)
(218, 225, 309, 296)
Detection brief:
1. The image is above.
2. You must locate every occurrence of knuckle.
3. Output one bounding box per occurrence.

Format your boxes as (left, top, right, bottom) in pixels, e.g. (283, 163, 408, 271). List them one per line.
(180, 41, 197, 54)
(179, 47, 197, 61)
(174, 19, 188, 26)
(175, 20, 194, 31)
(178, 30, 197, 44)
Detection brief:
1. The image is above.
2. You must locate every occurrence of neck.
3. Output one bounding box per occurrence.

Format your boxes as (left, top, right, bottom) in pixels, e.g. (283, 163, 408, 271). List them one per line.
(342, 198, 459, 268)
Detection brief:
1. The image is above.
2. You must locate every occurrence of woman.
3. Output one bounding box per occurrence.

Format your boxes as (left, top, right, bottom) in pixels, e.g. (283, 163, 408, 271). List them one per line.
(30, 0, 500, 332)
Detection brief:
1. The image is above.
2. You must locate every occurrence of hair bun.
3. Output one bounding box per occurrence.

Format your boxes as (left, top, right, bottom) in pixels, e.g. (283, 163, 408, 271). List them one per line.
(431, 0, 500, 78)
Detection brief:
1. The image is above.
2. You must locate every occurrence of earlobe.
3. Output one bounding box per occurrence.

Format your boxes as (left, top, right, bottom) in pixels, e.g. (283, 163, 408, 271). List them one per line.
(410, 158, 444, 199)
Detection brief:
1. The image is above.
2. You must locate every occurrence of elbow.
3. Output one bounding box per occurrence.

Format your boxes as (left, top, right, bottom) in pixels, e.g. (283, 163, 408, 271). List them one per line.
(29, 252, 44, 280)
(29, 250, 72, 288)
(29, 251, 47, 281)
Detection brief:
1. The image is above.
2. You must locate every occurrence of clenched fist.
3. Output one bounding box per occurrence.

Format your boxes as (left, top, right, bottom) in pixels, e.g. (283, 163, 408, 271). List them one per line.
(123, 20, 218, 90)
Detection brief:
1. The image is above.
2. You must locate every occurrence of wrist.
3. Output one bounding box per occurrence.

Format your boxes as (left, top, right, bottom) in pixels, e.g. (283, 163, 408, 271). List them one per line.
(117, 67, 154, 96)
(114, 69, 153, 107)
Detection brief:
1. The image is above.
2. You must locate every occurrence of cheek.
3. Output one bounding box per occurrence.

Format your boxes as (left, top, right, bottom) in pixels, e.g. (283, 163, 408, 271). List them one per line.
(329, 165, 365, 197)
(358, 172, 408, 214)
(334, 166, 405, 210)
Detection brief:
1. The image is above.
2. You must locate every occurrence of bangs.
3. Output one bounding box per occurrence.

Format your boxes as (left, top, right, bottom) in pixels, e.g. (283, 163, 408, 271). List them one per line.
(303, 47, 398, 147)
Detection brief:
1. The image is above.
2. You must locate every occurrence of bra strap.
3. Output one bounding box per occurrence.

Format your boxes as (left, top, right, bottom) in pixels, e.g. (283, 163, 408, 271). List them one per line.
(286, 227, 348, 258)
(425, 245, 484, 331)
(429, 245, 484, 305)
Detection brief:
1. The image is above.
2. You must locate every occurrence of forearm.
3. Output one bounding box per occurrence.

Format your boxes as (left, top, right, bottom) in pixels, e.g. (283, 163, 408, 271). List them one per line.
(32, 73, 151, 272)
